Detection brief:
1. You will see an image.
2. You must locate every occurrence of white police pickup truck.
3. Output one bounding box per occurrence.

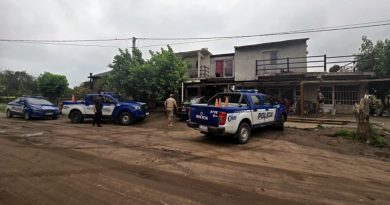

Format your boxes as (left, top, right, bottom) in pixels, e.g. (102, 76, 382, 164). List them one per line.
(187, 90, 287, 144)
(61, 94, 148, 125)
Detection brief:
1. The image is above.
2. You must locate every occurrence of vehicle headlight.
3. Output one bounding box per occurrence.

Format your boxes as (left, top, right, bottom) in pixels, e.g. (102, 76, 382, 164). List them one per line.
(135, 106, 141, 110)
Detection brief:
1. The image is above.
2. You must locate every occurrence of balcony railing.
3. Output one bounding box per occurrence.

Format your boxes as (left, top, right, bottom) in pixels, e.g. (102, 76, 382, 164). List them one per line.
(255, 54, 364, 75)
(187, 65, 210, 79)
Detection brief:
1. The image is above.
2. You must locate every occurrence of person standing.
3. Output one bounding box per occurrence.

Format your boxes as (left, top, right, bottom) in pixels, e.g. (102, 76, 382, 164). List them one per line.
(93, 95, 103, 127)
(317, 89, 325, 114)
(165, 94, 178, 127)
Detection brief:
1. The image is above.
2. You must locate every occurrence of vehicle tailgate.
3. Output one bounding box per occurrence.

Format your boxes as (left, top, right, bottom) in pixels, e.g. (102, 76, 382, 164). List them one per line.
(189, 104, 221, 127)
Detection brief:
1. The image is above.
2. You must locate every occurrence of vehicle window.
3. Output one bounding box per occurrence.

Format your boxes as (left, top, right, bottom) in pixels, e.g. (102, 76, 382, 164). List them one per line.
(251, 95, 261, 106)
(27, 98, 52, 105)
(104, 96, 116, 104)
(199, 97, 207, 104)
(263, 96, 273, 105)
(11, 98, 20, 103)
(208, 93, 242, 105)
(240, 96, 248, 106)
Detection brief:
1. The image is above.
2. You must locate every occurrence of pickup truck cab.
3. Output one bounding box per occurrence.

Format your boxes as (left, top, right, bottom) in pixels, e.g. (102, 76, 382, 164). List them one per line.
(187, 91, 287, 144)
(61, 94, 149, 125)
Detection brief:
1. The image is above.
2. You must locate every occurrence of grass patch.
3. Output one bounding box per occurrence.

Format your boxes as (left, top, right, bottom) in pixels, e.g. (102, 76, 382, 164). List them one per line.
(334, 129, 360, 141)
(0, 103, 6, 112)
(334, 128, 388, 147)
(317, 124, 325, 129)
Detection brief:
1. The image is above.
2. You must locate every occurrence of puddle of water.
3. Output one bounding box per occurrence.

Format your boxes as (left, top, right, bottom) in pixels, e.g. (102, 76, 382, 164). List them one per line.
(21, 132, 48, 137)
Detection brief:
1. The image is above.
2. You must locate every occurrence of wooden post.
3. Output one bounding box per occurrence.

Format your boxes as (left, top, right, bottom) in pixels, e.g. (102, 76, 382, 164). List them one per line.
(300, 82, 304, 116)
(324, 55, 327, 72)
(353, 95, 372, 142)
(287, 58, 290, 72)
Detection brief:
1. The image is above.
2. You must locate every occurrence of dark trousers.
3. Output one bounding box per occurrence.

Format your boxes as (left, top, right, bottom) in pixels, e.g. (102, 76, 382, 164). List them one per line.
(93, 112, 102, 126)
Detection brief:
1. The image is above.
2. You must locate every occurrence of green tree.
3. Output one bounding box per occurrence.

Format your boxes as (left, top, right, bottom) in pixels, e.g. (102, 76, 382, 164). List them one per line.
(0, 70, 38, 96)
(106, 46, 187, 103)
(355, 36, 390, 76)
(37, 72, 69, 102)
(146, 46, 187, 102)
(72, 85, 89, 99)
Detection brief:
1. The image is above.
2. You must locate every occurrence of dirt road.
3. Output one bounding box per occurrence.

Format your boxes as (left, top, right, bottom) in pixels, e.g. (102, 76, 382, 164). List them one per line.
(0, 113, 389, 205)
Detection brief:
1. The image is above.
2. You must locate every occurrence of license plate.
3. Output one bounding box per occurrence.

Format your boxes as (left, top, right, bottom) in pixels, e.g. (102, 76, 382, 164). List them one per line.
(199, 125, 208, 131)
(46, 112, 53, 115)
(182, 108, 186, 111)
(146, 112, 150, 116)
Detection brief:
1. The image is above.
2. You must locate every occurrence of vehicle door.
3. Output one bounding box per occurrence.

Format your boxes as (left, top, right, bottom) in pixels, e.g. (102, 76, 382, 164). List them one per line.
(260, 95, 277, 123)
(250, 95, 267, 125)
(101, 95, 116, 116)
(84, 96, 96, 115)
(9, 97, 24, 114)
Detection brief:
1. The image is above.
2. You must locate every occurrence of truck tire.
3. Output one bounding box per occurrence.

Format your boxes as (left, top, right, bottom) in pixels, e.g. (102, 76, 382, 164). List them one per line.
(276, 114, 285, 131)
(70, 110, 84, 123)
(6, 109, 13, 118)
(235, 122, 251, 144)
(119, 112, 134, 125)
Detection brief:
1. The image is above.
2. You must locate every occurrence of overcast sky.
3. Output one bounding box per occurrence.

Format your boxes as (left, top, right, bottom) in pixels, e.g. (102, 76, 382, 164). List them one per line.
(1, 0, 389, 87)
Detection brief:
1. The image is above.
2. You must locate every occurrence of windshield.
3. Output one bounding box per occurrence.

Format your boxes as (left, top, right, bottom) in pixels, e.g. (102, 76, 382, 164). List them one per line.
(207, 93, 244, 106)
(184, 97, 203, 104)
(27, 98, 53, 105)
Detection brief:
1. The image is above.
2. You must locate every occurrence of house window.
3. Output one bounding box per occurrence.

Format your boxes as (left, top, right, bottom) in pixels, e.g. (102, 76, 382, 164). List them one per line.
(215, 59, 233, 77)
(270, 51, 278, 65)
(320, 87, 333, 104)
(224, 60, 233, 77)
(216, 60, 224, 77)
(335, 86, 359, 105)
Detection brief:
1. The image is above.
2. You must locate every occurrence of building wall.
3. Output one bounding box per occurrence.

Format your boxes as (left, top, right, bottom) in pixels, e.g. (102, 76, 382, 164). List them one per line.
(234, 41, 308, 81)
(182, 56, 198, 78)
(210, 55, 235, 78)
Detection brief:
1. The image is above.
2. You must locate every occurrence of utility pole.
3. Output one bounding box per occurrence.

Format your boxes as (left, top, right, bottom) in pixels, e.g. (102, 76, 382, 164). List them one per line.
(132, 37, 136, 59)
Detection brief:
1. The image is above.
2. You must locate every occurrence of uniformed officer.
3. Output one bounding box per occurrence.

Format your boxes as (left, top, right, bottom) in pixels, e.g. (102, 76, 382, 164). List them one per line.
(317, 89, 325, 114)
(93, 95, 103, 127)
(164, 94, 178, 127)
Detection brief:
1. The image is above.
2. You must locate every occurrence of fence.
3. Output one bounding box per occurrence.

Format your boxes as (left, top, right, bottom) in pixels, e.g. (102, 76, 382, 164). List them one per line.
(255, 54, 363, 75)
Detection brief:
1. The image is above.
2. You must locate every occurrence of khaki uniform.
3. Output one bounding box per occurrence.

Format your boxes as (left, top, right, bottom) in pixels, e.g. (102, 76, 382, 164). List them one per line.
(165, 97, 177, 126)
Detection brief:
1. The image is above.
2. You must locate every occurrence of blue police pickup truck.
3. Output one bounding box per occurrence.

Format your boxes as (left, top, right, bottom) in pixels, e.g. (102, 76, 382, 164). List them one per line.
(187, 90, 287, 144)
(61, 94, 149, 125)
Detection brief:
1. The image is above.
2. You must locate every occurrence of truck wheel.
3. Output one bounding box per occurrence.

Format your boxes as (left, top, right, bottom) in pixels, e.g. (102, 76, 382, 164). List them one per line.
(119, 112, 134, 125)
(24, 112, 31, 120)
(70, 110, 83, 123)
(276, 114, 285, 131)
(235, 122, 251, 144)
(6, 109, 13, 118)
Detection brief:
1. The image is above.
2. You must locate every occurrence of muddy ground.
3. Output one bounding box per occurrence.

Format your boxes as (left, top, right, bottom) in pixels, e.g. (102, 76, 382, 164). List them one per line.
(0, 113, 389, 205)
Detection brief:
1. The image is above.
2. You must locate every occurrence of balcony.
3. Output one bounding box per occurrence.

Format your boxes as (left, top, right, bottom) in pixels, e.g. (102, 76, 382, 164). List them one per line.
(187, 66, 210, 79)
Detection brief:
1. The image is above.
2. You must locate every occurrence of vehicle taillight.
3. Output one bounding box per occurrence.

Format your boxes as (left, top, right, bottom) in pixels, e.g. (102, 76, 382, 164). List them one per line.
(218, 111, 227, 125)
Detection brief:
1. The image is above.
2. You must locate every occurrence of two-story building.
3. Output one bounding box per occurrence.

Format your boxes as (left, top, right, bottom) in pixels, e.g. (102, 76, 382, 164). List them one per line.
(179, 38, 390, 115)
(179, 38, 309, 104)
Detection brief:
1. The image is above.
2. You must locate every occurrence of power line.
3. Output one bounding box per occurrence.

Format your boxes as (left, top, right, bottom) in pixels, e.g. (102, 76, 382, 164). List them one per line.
(138, 38, 227, 48)
(139, 21, 390, 41)
(22, 41, 121, 48)
(0, 19, 390, 48)
(0, 37, 131, 43)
